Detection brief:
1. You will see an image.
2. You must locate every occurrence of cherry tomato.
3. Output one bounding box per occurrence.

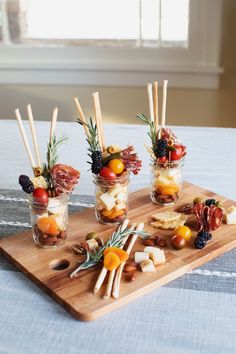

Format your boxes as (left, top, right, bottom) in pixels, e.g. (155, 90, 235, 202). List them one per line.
(171, 235, 186, 250)
(158, 156, 167, 163)
(175, 226, 192, 241)
(99, 167, 117, 180)
(108, 159, 125, 174)
(171, 144, 183, 161)
(33, 187, 49, 204)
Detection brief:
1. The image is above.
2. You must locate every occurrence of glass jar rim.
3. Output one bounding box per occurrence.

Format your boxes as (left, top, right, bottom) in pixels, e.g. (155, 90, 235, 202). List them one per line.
(151, 157, 185, 169)
(28, 193, 68, 206)
(92, 171, 130, 185)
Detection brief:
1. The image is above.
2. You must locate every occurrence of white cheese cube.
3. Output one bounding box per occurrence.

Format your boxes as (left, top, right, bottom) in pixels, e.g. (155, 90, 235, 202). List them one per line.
(99, 193, 116, 211)
(86, 239, 99, 251)
(140, 259, 156, 272)
(115, 202, 126, 211)
(144, 247, 166, 265)
(225, 205, 236, 225)
(155, 175, 171, 187)
(108, 186, 127, 197)
(135, 252, 149, 263)
(116, 192, 127, 202)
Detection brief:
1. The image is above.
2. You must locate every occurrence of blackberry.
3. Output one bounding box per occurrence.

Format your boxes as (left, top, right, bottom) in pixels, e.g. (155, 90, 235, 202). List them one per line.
(205, 199, 216, 207)
(194, 237, 207, 249)
(18, 175, 34, 194)
(197, 230, 212, 241)
(22, 182, 34, 194)
(91, 151, 103, 174)
(19, 175, 30, 186)
(154, 139, 167, 158)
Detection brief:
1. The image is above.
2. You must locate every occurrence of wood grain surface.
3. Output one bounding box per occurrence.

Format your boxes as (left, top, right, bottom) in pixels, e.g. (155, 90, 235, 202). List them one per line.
(1, 182, 236, 321)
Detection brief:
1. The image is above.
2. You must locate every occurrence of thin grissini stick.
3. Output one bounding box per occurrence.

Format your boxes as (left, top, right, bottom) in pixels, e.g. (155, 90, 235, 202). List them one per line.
(93, 219, 130, 295)
(153, 81, 159, 132)
(73, 97, 90, 137)
(50, 107, 58, 144)
(160, 80, 168, 135)
(147, 83, 154, 122)
(103, 222, 136, 300)
(27, 104, 41, 168)
(112, 223, 144, 299)
(15, 108, 36, 169)
(92, 92, 106, 153)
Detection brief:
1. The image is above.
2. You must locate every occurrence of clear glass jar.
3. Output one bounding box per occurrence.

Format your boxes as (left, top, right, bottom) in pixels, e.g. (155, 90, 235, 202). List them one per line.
(93, 173, 130, 225)
(150, 159, 185, 205)
(29, 194, 68, 248)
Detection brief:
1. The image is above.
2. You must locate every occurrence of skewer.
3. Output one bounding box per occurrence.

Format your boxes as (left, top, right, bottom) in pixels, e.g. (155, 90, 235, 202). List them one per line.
(112, 223, 144, 299)
(50, 107, 58, 144)
(73, 97, 90, 137)
(103, 222, 136, 299)
(27, 104, 41, 168)
(160, 80, 168, 136)
(93, 219, 129, 295)
(92, 92, 106, 152)
(15, 108, 36, 169)
(153, 81, 159, 131)
(147, 83, 154, 122)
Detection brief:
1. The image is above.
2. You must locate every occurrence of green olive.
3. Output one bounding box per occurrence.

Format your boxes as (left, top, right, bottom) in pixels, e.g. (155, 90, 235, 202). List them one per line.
(215, 200, 222, 208)
(193, 197, 204, 205)
(86, 232, 98, 241)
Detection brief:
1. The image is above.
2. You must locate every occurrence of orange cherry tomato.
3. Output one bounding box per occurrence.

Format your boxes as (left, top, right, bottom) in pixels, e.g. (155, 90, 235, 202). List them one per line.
(175, 226, 192, 241)
(108, 159, 125, 175)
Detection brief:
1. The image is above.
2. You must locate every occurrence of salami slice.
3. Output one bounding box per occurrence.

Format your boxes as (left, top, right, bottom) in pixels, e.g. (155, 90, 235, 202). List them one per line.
(193, 203, 204, 231)
(209, 207, 223, 231)
(203, 206, 211, 231)
(51, 164, 80, 195)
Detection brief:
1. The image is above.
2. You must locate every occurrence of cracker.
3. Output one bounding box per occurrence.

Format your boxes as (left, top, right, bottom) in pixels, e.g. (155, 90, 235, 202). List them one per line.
(151, 211, 182, 223)
(151, 216, 188, 230)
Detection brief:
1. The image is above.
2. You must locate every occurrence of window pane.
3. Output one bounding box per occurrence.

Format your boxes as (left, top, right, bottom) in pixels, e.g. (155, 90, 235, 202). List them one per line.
(141, 0, 159, 41)
(161, 0, 189, 43)
(24, 0, 140, 40)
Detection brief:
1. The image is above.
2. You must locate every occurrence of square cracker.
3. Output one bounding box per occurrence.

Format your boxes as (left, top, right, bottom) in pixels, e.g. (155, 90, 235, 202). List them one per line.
(151, 211, 182, 223)
(151, 216, 188, 230)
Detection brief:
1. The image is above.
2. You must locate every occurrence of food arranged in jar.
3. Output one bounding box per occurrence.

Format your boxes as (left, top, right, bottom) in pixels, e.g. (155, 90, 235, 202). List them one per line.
(137, 80, 187, 205)
(74, 93, 141, 224)
(15, 105, 80, 248)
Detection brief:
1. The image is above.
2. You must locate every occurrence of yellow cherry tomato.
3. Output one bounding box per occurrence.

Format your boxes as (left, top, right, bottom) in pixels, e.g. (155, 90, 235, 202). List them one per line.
(175, 226, 192, 241)
(108, 159, 125, 174)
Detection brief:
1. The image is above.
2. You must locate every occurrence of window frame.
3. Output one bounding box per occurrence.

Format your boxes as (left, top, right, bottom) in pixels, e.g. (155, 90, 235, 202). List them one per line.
(0, 0, 223, 88)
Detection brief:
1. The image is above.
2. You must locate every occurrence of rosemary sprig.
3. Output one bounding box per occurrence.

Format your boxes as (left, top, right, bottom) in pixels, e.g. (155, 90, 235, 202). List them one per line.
(77, 117, 100, 154)
(137, 113, 157, 155)
(70, 224, 149, 277)
(43, 134, 68, 187)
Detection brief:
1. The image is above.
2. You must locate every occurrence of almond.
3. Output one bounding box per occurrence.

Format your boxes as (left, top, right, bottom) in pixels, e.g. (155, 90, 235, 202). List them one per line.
(124, 264, 137, 273)
(142, 239, 155, 247)
(125, 272, 136, 282)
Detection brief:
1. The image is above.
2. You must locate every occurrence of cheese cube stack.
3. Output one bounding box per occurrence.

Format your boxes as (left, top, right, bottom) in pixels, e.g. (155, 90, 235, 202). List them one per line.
(225, 205, 236, 225)
(144, 247, 166, 265)
(140, 259, 156, 272)
(99, 193, 116, 211)
(135, 252, 149, 263)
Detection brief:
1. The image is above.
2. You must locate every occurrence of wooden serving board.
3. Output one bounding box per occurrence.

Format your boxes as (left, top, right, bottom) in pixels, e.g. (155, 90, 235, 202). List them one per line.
(1, 182, 236, 321)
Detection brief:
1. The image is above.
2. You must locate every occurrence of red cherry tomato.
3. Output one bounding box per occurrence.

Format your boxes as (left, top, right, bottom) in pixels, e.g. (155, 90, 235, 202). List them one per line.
(171, 235, 186, 250)
(99, 167, 117, 180)
(171, 145, 183, 161)
(158, 156, 167, 163)
(33, 187, 49, 204)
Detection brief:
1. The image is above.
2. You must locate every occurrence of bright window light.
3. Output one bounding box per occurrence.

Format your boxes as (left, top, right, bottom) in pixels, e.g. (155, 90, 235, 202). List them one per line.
(21, 0, 189, 45)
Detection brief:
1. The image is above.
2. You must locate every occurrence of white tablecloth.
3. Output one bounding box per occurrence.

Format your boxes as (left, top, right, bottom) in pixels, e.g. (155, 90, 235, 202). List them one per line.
(1, 120, 236, 354)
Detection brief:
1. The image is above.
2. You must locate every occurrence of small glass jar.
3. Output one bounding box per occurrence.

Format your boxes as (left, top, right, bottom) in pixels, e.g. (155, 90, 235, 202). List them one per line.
(150, 159, 185, 205)
(29, 194, 68, 248)
(93, 172, 130, 225)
